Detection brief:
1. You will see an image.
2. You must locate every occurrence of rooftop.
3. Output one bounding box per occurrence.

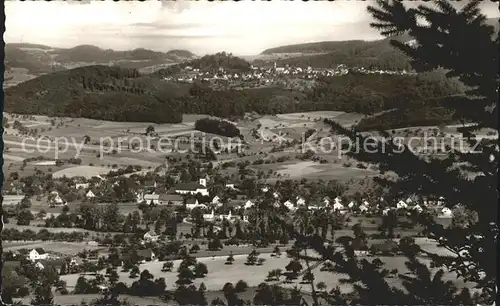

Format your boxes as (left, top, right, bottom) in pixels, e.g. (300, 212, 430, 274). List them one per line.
(175, 182, 206, 191)
(159, 193, 183, 202)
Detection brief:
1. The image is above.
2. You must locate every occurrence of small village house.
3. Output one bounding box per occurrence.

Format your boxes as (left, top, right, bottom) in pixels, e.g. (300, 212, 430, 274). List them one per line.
(203, 209, 216, 222)
(143, 229, 160, 243)
(49, 191, 65, 206)
(296, 196, 306, 206)
(283, 200, 295, 211)
(225, 183, 236, 190)
(142, 193, 160, 205)
(69, 257, 84, 267)
(158, 193, 183, 205)
(244, 200, 254, 209)
(86, 190, 95, 199)
(211, 195, 222, 206)
(76, 183, 89, 190)
(396, 200, 408, 210)
(28, 248, 49, 261)
(186, 198, 206, 210)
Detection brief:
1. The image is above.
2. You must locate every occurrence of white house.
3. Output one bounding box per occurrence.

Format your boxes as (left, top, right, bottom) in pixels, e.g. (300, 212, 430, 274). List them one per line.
(35, 262, 45, 270)
(219, 210, 233, 221)
(203, 209, 216, 222)
(225, 184, 236, 190)
(158, 194, 183, 206)
(396, 200, 408, 210)
(296, 197, 306, 206)
(348, 201, 356, 209)
(2, 195, 25, 206)
(359, 204, 369, 213)
(244, 200, 254, 209)
(332, 202, 345, 211)
(211, 196, 222, 206)
(412, 204, 423, 213)
(28, 248, 49, 261)
(363, 200, 370, 207)
(143, 193, 160, 205)
(86, 190, 95, 199)
(186, 199, 205, 210)
(69, 258, 84, 266)
(441, 207, 453, 217)
(283, 200, 295, 211)
(273, 192, 280, 199)
(382, 208, 391, 216)
(50, 191, 65, 206)
(175, 179, 209, 196)
(323, 197, 331, 207)
(143, 230, 160, 242)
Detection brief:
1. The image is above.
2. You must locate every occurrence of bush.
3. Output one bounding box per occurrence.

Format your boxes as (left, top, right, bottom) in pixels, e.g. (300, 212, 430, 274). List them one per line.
(356, 163, 367, 169)
(194, 118, 241, 137)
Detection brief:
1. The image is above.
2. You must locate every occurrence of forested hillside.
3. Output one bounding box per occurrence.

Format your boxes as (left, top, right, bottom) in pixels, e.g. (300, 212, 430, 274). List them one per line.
(263, 46, 411, 70)
(259, 39, 412, 70)
(5, 45, 66, 74)
(356, 106, 456, 131)
(306, 72, 465, 114)
(4, 66, 190, 123)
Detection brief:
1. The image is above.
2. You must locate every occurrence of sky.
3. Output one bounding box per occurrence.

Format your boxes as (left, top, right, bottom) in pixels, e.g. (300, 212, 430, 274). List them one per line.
(5, 0, 499, 55)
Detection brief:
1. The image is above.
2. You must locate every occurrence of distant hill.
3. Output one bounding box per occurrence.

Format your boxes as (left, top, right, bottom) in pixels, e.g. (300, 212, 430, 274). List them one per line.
(259, 18, 498, 70)
(4, 65, 191, 123)
(262, 40, 377, 55)
(259, 39, 412, 70)
(166, 49, 196, 58)
(53, 44, 195, 63)
(4, 43, 196, 75)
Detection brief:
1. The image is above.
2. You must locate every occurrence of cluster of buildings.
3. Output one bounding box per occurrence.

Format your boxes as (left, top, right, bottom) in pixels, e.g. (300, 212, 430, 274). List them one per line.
(162, 62, 413, 85)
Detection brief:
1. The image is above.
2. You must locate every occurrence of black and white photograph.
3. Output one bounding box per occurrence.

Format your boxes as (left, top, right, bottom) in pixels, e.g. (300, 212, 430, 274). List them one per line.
(0, 0, 498, 305)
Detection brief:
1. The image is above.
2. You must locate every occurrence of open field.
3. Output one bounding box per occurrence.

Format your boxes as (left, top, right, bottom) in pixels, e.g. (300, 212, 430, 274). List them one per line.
(3, 241, 105, 255)
(4, 111, 476, 184)
(3, 218, 195, 238)
(15, 294, 172, 306)
(52, 165, 110, 179)
(60, 250, 469, 294)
